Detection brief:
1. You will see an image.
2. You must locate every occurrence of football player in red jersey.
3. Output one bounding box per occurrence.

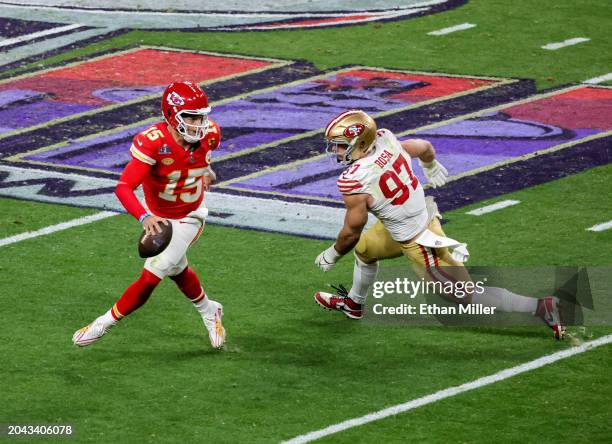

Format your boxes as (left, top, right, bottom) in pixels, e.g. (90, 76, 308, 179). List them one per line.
(73, 81, 226, 348)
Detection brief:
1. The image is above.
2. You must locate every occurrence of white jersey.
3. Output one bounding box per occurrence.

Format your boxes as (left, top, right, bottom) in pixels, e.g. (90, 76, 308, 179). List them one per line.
(337, 129, 427, 241)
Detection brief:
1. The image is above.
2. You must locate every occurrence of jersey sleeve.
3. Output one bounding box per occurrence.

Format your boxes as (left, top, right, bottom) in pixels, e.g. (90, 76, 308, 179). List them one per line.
(337, 164, 367, 195)
(115, 159, 152, 220)
(129, 128, 160, 166)
(377, 128, 403, 153)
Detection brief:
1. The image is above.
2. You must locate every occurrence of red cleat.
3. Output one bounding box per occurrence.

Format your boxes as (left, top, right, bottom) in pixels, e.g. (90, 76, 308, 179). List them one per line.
(314, 291, 363, 319)
(536, 296, 566, 340)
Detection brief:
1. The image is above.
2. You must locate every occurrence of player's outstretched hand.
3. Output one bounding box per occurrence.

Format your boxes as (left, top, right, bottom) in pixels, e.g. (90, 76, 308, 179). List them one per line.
(419, 159, 449, 188)
(142, 215, 170, 236)
(315, 245, 342, 272)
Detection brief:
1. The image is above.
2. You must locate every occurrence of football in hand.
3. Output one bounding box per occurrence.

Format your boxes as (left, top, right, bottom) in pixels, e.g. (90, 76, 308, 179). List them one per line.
(138, 222, 173, 258)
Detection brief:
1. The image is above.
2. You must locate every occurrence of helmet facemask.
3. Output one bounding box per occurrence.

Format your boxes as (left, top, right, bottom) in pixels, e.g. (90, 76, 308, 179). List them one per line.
(326, 138, 357, 165)
(175, 110, 210, 143)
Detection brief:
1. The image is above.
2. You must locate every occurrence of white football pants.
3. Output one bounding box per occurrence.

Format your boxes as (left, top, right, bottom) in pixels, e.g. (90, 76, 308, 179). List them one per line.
(144, 204, 208, 279)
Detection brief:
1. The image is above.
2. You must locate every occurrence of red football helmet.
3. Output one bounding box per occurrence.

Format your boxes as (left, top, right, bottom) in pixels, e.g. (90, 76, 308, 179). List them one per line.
(161, 81, 211, 143)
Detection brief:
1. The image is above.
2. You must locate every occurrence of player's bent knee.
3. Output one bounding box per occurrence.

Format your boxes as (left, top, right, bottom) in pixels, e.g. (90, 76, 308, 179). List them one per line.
(166, 256, 188, 277)
(355, 238, 377, 264)
(145, 254, 188, 279)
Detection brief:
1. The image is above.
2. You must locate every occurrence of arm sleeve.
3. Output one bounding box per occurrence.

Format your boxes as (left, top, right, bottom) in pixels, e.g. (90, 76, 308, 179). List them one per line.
(115, 159, 152, 220)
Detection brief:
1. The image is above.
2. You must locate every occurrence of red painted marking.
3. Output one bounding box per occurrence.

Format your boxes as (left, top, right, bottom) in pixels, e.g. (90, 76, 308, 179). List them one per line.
(41, 49, 271, 84)
(0, 49, 273, 105)
(316, 69, 497, 103)
(557, 87, 612, 101)
(505, 87, 612, 130)
(256, 14, 381, 28)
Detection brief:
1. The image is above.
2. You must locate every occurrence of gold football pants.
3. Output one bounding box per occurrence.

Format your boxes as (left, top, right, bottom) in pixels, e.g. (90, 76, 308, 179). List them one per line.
(355, 218, 471, 294)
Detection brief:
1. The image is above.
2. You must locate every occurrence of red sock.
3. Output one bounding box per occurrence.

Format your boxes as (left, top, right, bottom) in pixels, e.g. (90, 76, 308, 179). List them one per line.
(170, 267, 205, 303)
(113, 269, 161, 319)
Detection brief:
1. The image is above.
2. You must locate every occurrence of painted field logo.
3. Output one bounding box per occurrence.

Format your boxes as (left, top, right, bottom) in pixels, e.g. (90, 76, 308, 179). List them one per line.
(0, 1, 463, 31)
(0, 46, 610, 237)
(344, 124, 365, 138)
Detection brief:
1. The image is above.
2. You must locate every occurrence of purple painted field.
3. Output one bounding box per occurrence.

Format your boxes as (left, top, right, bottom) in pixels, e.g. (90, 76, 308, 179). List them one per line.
(19, 70, 498, 173)
(227, 86, 612, 202)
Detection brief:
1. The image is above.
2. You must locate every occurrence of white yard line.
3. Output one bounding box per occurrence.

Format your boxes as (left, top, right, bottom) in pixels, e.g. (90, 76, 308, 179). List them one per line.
(541, 37, 590, 50)
(0, 23, 83, 48)
(466, 199, 520, 216)
(586, 220, 612, 232)
(283, 334, 612, 444)
(427, 22, 476, 35)
(583, 73, 612, 84)
(0, 211, 118, 247)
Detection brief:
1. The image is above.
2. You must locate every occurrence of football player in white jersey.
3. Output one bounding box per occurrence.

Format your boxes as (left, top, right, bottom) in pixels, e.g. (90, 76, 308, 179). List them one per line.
(314, 110, 566, 339)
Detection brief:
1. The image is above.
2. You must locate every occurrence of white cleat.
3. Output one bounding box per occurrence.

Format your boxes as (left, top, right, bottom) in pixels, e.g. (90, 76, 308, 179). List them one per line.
(72, 318, 112, 347)
(202, 301, 225, 348)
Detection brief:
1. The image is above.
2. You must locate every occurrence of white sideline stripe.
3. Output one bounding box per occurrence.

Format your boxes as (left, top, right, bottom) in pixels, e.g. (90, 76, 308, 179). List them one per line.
(0, 211, 118, 247)
(583, 73, 612, 84)
(283, 334, 612, 444)
(0, 24, 83, 48)
(542, 37, 590, 50)
(465, 199, 520, 216)
(586, 220, 612, 232)
(427, 23, 476, 35)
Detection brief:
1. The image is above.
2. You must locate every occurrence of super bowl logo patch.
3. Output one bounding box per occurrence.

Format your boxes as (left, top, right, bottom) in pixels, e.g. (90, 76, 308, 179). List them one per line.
(162, 158, 174, 166)
(158, 145, 172, 155)
(344, 124, 365, 138)
(167, 91, 185, 106)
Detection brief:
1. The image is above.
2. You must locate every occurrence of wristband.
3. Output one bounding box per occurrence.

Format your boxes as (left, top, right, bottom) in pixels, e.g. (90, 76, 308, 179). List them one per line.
(138, 212, 151, 223)
(328, 245, 343, 261)
(419, 159, 435, 168)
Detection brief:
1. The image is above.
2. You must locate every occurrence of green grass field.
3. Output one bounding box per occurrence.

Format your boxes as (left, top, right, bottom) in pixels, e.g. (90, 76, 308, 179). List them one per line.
(1, 165, 611, 442)
(1, 0, 611, 442)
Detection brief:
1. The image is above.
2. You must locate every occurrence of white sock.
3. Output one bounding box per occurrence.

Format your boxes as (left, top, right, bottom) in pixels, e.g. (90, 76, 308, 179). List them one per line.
(97, 309, 118, 328)
(471, 286, 538, 313)
(194, 293, 211, 314)
(348, 255, 379, 304)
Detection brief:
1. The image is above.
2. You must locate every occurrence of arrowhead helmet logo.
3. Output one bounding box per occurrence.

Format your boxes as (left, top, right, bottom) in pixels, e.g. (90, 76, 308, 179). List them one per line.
(167, 91, 185, 106)
(344, 124, 365, 138)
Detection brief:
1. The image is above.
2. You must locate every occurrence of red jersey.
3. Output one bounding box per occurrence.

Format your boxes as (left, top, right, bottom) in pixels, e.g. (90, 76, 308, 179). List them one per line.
(123, 120, 220, 219)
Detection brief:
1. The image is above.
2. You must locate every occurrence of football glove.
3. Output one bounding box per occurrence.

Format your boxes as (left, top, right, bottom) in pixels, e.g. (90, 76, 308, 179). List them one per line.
(315, 245, 343, 272)
(419, 159, 448, 188)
